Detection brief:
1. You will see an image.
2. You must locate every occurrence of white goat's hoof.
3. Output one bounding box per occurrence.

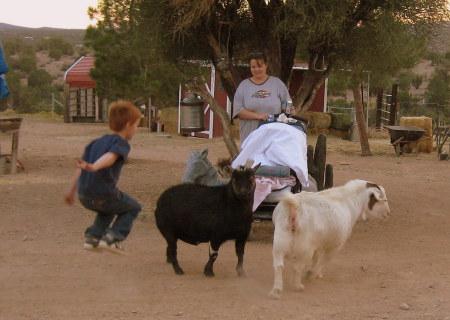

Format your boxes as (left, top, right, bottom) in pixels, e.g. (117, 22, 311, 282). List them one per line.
(269, 288, 282, 300)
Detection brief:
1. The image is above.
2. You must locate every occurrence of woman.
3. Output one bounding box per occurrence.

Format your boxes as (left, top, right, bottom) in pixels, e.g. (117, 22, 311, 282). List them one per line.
(233, 52, 291, 143)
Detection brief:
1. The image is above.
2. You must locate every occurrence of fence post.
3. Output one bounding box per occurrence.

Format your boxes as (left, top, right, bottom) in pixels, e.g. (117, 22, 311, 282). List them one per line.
(376, 88, 383, 129)
(389, 83, 398, 125)
(63, 84, 70, 123)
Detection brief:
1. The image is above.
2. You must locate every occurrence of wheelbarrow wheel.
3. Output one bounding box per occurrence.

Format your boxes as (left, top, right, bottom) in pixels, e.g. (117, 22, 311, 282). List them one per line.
(394, 144, 402, 156)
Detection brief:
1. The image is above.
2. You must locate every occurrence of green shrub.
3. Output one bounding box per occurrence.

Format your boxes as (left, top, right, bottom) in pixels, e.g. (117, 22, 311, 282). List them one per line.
(28, 69, 53, 87)
(328, 112, 352, 130)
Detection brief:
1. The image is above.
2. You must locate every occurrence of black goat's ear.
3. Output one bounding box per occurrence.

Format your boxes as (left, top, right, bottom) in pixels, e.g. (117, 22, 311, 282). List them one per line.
(252, 163, 261, 173)
(200, 149, 208, 157)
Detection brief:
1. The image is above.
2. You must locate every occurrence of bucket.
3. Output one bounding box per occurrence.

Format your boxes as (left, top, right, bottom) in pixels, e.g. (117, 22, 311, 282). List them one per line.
(180, 92, 205, 132)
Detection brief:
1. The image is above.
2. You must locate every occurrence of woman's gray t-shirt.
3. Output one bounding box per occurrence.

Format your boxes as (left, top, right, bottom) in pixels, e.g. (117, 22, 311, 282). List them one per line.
(233, 76, 290, 143)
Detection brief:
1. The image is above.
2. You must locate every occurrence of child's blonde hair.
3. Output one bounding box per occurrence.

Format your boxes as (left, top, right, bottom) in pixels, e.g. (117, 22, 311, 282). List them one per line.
(108, 100, 142, 132)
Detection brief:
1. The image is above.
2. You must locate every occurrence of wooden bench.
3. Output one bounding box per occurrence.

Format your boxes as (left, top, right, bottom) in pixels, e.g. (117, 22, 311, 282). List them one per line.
(0, 118, 23, 174)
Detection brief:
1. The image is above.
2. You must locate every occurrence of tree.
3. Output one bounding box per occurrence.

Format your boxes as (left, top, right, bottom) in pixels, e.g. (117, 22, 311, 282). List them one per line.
(426, 68, 450, 107)
(87, 0, 449, 157)
(85, 0, 184, 107)
(143, 0, 448, 111)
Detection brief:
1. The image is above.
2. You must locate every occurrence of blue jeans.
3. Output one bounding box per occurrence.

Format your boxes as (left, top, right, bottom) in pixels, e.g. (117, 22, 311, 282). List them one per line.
(79, 192, 141, 242)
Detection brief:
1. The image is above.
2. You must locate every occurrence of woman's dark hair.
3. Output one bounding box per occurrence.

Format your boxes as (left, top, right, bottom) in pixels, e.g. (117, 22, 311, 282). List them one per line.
(248, 52, 267, 64)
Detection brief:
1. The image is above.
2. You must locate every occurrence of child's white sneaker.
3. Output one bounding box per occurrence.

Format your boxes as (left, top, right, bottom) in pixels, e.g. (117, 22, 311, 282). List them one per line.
(83, 236, 100, 251)
(98, 233, 125, 254)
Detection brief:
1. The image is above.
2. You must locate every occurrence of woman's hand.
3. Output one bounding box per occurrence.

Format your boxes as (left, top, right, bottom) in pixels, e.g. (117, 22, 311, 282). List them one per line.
(258, 113, 271, 121)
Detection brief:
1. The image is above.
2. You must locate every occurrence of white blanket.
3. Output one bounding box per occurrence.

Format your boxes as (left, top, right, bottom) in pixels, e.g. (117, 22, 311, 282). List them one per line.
(232, 122, 309, 192)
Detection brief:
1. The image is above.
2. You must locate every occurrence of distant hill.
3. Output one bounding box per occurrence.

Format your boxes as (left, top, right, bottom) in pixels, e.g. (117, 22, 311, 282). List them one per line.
(0, 22, 85, 46)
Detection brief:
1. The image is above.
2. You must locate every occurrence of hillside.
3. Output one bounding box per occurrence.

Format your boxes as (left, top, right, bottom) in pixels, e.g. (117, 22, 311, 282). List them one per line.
(1, 22, 448, 97)
(0, 23, 85, 46)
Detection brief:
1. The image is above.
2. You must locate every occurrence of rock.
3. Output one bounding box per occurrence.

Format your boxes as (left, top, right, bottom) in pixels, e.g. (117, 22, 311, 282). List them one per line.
(400, 303, 410, 310)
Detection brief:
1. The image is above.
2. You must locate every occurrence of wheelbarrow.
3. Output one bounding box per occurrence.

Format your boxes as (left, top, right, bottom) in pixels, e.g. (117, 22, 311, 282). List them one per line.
(385, 125, 426, 156)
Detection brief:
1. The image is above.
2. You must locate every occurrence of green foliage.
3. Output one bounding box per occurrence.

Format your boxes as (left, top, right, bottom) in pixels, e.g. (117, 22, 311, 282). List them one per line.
(327, 70, 350, 96)
(28, 69, 53, 87)
(328, 98, 355, 112)
(88, 0, 450, 113)
(2, 38, 27, 56)
(328, 112, 352, 130)
(0, 69, 61, 114)
(36, 37, 74, 57)
(426, 51, 445, 66)
(84, 0, 187, 107)
(397, 72, 413, 91)
(411, 74, 423, 89)
(425, 68, 450, 106)
(18, 47, 36, 74)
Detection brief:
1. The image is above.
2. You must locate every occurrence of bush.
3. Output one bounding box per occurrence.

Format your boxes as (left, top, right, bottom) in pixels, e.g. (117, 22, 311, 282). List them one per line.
(28, 69, 53, 87)
(37, 37, 74, 57)
(328, 112, 352, 130)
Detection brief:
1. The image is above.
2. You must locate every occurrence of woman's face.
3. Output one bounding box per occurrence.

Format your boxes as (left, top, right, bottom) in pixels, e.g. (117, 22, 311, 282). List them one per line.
(250, 59, 268, 78)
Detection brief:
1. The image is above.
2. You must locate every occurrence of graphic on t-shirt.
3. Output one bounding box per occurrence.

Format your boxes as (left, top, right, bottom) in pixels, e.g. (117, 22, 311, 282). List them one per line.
(252, 90, 271, 98)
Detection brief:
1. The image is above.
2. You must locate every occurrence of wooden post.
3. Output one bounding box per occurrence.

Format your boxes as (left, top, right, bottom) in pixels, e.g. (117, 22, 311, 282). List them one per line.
(64, 84, 70, 123)
(389, 83, 398, 125)
(147, 97, 152, 132)
(376, 88, 383, 129)
(10, 131, 19, 174)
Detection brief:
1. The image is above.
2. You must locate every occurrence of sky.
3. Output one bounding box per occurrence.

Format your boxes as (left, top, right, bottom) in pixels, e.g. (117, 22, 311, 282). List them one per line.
(0, 0, 99, 29)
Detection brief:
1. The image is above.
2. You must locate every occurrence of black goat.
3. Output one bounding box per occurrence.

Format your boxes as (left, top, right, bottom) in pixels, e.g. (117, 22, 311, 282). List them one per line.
(155, 161, 260, 277)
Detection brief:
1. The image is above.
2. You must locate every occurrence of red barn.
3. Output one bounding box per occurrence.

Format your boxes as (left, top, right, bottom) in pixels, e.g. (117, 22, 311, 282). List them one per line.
(63, 56, 108, 123)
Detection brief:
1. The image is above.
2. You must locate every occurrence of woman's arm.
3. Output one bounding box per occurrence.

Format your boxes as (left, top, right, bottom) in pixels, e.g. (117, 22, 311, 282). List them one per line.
(236, 108, 270, 121)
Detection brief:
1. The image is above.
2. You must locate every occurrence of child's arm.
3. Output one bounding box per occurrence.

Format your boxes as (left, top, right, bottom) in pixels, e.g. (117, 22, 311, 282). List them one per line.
(76, 152, 120, 172)
(64, 168, 81, 205)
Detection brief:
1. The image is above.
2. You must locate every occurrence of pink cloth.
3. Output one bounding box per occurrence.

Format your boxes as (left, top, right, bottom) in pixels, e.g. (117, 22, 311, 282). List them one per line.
(253, 176, 297, 211)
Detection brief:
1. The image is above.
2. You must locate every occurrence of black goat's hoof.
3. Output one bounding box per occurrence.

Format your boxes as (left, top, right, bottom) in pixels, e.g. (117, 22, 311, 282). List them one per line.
(204, 270, 215, 277)
(236, 266, 246, 277)
(174, 267, 184, 275)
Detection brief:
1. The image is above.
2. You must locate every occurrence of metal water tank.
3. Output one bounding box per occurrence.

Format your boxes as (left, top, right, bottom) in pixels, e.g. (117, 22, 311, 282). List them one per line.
(180, 92, 205, 132)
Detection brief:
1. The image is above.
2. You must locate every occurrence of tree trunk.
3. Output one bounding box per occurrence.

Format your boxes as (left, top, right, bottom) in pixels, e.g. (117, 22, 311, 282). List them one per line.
(295, 68, 330, 116)
(184, 80, 240, 160)
(352, 84, 372, 156)
(204, 30, 242, 103)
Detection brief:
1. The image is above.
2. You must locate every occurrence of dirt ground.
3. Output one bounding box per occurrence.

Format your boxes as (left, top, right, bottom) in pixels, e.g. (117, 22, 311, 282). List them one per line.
(0, 117, 449, 320)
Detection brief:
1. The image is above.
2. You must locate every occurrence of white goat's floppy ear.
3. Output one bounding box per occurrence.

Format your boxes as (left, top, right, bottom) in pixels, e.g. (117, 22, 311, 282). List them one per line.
(372, 190, 381, 201)
(373, 186, 386, 201)
(201, 149, 208, 157)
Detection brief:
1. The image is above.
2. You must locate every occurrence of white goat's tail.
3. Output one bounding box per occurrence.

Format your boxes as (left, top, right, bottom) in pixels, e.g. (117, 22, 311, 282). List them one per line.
(279, 193, 301, 232)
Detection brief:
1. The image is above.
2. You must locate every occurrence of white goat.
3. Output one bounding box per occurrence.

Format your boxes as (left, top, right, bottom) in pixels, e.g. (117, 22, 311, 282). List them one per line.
(270, 179, 390, 299)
